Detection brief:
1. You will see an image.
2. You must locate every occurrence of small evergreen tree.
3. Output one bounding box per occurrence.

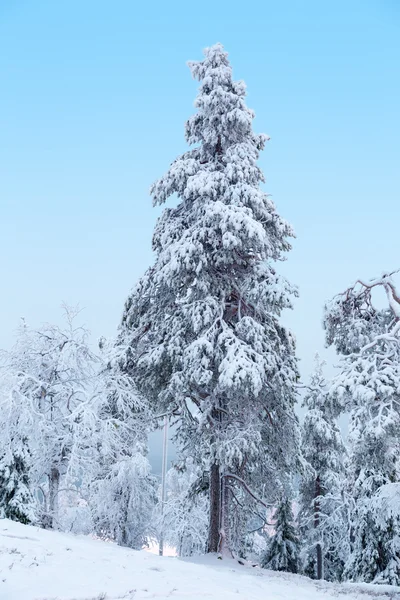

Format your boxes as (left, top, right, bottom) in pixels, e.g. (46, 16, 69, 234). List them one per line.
(0, 369, 36, 525)
(0, 440, 35, 524)
(261, 498, 299, 573)
(298, 356, 347, 582)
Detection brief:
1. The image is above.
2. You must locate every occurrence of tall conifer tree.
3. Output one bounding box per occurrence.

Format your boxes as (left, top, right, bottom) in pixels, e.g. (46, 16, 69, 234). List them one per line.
(120, 43, 299, 554)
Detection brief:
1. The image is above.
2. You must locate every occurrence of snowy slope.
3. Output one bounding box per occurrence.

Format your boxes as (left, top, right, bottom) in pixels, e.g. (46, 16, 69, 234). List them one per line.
(0, 520, 399, 600)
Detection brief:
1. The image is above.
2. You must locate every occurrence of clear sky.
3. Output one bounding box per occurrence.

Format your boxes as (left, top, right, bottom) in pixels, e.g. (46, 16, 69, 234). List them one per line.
(1, 0, 399, 386)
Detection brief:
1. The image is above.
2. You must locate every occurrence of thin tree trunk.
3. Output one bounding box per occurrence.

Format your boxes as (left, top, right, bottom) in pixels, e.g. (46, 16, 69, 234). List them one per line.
(314, 475, 323, 580)
(219, 472, 233, 557)
(159, 416, 168, 556)
(208, 462, 220, 553)
(48, 466, 60, 529)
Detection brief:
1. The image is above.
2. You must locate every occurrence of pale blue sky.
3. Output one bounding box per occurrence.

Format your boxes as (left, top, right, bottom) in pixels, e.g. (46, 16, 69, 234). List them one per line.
(1, 0, 399, 389)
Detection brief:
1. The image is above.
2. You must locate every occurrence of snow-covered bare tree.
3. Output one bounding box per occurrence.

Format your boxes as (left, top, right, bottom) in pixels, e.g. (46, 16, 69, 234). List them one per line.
(0, 308, 128, 530)
(119, 42, 300, 556)
(0, 308, 102, 528)
(58, 491, 93, 535)
(261, 497, 299, 573)
(90, 449, 156, 549)
(156, 459, 208, 556)
(324, 270, 400, 585)
(89, 338, 157, 549)
(3, 307, 104, 527)
(0, 310, 156, 541)
(298, 356, 347, 582)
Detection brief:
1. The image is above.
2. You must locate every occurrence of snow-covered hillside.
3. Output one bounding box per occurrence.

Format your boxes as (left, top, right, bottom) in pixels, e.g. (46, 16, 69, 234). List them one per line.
(0, 520, 399, 600)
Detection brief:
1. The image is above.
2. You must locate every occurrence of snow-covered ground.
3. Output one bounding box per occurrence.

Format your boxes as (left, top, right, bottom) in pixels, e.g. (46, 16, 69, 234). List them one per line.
(1, 520, 399, 600)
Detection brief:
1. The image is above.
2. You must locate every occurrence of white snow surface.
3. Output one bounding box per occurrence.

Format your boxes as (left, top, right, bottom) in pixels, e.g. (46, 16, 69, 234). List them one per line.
(1, 519, 399, 600)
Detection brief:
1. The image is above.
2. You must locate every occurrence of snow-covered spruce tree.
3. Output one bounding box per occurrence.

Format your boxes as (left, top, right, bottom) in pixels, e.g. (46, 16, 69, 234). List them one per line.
(0, 369, 36, 524)
(0, 439, 36, 524)
(119, 43, 300, 555)
(324, 271, 400, 585)
(261, 497, 299, 573)
(298, 356, 347, 582)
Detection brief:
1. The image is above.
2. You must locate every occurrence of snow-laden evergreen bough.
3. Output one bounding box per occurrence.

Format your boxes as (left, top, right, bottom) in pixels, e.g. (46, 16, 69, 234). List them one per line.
(119, 43, 300, 555)
(324, 271, 400, 585)
(298, 356, 347, 582)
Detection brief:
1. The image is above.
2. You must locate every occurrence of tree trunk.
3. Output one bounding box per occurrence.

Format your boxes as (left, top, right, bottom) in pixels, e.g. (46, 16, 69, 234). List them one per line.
(314, 475, 323, 580)
(48, 466, 60, 529)
(219, 473, 233, 557)
(208, 462, 220, 553)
